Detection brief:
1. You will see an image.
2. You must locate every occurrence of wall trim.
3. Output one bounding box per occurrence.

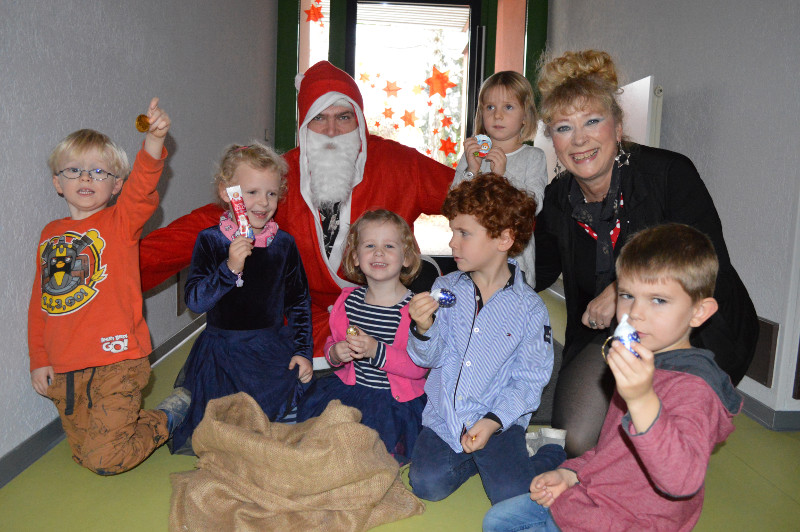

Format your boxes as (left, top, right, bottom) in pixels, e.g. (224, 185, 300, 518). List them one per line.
(0, 315, 206, 489)
(741, 393, 800, 431)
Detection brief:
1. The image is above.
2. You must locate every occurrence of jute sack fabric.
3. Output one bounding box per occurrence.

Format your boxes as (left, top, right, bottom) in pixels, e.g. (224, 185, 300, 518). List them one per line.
(169, 392, 424, 531)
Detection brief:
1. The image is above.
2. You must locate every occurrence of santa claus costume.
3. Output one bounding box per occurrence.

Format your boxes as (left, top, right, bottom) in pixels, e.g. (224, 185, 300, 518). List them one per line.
(139, 61, 454, 364)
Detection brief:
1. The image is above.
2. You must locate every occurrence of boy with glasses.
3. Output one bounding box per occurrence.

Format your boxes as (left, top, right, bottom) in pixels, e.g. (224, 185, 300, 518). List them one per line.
(27, 98, 179, 474)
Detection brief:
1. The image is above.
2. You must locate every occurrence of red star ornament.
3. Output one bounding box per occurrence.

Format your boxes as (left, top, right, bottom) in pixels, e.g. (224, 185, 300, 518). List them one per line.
(433, 128, 439, 135)
(441, 116, 453, 128)
(426, 149, 432, 155)
(438, 108, 445, 115)
(305, 4, 323, 23)
(383, 108, 394, 119)
(374, 121, 381, 127)
(401, 110, 417, 127)
(439, 137, 457, 157)
(393, 124, 400, 130)
(383, 81, 401, 98)
(425, 66, 456, 98)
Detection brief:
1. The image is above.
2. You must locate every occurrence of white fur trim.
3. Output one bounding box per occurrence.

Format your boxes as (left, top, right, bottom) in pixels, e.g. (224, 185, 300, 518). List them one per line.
(297, 92, 367, 290)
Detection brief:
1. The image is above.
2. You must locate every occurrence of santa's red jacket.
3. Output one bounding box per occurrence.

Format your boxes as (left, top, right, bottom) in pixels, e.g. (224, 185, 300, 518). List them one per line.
(139, 134, 453, 358)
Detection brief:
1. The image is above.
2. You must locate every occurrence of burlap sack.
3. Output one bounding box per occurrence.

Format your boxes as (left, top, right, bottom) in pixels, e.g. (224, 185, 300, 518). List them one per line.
(169, 392, 424, 531)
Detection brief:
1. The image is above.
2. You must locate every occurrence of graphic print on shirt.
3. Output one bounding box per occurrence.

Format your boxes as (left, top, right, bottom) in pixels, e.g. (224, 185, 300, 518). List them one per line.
(39, 229, 107, 316)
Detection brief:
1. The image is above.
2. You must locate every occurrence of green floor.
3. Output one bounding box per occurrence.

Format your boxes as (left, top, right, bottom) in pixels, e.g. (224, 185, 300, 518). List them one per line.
(2, 293, 799, 530)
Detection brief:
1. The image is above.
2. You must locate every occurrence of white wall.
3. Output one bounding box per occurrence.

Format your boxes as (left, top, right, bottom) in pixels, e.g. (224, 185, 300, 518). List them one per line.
(547, 1, 800, 411)
(0, 0, 279, 458)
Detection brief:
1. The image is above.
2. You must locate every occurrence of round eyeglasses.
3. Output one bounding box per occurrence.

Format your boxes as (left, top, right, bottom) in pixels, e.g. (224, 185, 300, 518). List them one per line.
(57, 167, 117, 181)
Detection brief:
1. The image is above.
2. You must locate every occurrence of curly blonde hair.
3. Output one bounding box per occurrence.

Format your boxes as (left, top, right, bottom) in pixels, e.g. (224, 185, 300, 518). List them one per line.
(474, 71, 538, 141)
(536, 50, 624, 135)
(213, 142, 289, 208)
(341, 209, 422, 286)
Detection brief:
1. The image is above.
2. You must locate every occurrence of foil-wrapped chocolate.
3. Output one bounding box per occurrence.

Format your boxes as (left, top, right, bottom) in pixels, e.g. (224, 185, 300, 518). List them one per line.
(430, 288, 457, 308)
(612, 314, 640, 357)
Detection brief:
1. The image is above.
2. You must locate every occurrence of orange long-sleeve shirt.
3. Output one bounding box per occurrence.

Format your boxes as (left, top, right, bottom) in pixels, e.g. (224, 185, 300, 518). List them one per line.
(28, 148, 166, 372)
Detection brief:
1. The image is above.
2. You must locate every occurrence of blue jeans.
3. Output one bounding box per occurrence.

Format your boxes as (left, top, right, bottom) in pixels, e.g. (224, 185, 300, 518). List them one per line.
(483, 493, 561, 532)
(409, 425, 566, 505)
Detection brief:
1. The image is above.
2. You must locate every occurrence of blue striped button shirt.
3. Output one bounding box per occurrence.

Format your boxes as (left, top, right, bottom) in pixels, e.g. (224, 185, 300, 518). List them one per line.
(408, 260, 554, 452)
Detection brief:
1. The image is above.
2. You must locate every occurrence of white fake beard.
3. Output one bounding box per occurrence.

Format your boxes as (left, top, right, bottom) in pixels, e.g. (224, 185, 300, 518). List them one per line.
(306, 128, 361, 208)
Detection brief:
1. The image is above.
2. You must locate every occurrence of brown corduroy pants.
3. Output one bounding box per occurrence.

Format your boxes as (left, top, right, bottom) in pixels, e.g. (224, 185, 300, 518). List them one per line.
(48, 357, 168, 475)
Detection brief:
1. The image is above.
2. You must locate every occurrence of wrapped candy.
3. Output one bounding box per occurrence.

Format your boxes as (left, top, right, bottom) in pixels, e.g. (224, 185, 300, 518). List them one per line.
(346, 325, 359, 336)
(135, 114, 150, 132)
(226, 185, 255, 240)
(602, 313, 640, 361)
(474, 134, 492, 157)
(430, 288, 456, 308)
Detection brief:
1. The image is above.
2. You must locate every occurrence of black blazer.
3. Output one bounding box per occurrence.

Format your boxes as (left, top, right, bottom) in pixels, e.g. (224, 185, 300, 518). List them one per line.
(535, 143, 758, 384)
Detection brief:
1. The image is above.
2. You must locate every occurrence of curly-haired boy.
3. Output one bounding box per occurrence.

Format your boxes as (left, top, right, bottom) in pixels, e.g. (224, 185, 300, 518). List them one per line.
(407, 173, 565, 505)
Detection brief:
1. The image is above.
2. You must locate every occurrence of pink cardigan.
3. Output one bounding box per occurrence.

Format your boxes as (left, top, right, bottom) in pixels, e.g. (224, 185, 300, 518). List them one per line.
(324, 287, 427, 402)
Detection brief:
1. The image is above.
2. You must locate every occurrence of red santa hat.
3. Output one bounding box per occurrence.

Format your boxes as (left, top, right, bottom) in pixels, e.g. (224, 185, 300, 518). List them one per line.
(295, 61, 364, 125)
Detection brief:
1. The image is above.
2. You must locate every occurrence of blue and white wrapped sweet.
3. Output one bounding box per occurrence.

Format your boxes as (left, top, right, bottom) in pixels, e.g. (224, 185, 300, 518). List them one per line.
(613, 314, 640, 357)
(430, 288, 457, 308)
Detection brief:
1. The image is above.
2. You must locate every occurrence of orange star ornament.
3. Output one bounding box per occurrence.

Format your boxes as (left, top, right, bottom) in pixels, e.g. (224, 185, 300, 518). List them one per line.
(401, 110, 417, 127)
(439, 137, 457, 157)
(425, 66, 457, 98)
(305, 4, 323, 23)
(383, 81, 401, 98)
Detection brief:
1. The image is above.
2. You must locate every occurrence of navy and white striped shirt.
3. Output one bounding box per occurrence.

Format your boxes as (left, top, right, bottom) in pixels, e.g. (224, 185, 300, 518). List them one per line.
(345, 287, 412, 389)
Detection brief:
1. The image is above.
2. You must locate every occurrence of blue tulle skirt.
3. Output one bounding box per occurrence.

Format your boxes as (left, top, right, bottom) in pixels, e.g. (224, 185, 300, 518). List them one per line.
(297, 375, 426, 464)
(172, 325, 306, 454)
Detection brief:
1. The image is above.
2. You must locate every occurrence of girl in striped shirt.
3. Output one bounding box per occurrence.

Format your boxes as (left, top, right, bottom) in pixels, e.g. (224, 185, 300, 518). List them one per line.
(296, 209, 428, 464)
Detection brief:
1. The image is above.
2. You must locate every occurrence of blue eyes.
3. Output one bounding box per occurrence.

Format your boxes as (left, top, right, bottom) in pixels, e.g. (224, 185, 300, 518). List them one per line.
(484, 104, 516, 111)
(619, 293, 667, 305)
(553, 117, 603, 133)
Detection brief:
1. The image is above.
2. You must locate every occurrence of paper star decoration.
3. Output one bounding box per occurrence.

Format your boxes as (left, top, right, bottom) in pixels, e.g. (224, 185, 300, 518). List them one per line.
(374, 121, 381, 127)
(393, 124, 400, 130)
(437, 108, 445, 115)
(412, 85, 423, 95)
(433, 128, 439, 135)
(439, 137, 457, 157)
(401, 110, 417, 127)
(304, 4, 323, 23)
(425, 66, 456, 98)
(383, 108, 394, 119)
(383, 81, 401, 98)
(359, 73, 370, 82)
(441, 116, 453, 128)
(426, 149, 432, 155)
